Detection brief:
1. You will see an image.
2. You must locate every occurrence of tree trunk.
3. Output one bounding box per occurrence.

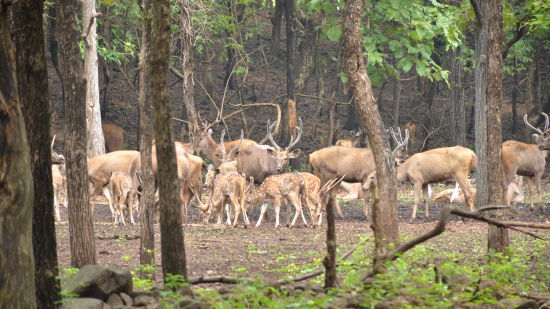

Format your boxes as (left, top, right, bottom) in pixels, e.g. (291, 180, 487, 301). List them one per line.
(57, 0, 96, 267)
(271, 0, 284, 58)
(322, 197, 337, 289)
(392, 79, 401, 130)
(471, 0, 508, 251)
(47, 4, 64, 120)
(83, 0, 105, 158)
(281, 0, 296, 145)
(180, 0, 200, 152)
(450, 49, 466, 146)
(138, 0, 155, 279)
(342, 0, 399, 274)
(511, 57, 519, 134)
(13, 0, 61, 305)
(294, 10, 319, 95)
(152, 0, 187, 280)
(0, 4, 37, 307)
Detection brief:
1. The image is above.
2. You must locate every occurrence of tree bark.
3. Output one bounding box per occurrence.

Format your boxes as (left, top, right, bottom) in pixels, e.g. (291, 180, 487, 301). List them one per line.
(281, 0, 296, 145)
(83, 0, 105, 158)
(13, 0, 61, 305)
(470, 0, 508, 251)
(341, 0, 399, 274)
(511, 57, 519, 134)
(392, 79, 401, 130)
(47, 4, 64, 120)
(57, 0, 96, 267)
(152, 0, 187, 280)
(450, 49, 466, 146)
(271, 0, 284, 57)
(0, 3, 37, 307)
(323, 197, 337, 289)
(138, 0, 155, 279)
(180, 0, 200, 152)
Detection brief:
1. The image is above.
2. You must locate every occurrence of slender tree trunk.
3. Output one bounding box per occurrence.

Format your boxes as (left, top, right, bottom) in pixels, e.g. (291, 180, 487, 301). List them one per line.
(180, 0, 200, 151)
(392, 78, 401, 130)
(342, 0, 399, 275)
(152, 0, 187, 280)
(57, 0, 96, 267)
(47, 4, 64, 120)
(322, 197, 337, 289)
(471, 0, 507, 251)
(282, 0, 296, 145)
(450, 49, 466, 146)
(271, 0, 284, 58)
(13, 0, 61, 306)
(83, 0, 105, 158)
(138, 0, 155, 279)
(511, 57, 519, 134)
(0, 3, 37, 307)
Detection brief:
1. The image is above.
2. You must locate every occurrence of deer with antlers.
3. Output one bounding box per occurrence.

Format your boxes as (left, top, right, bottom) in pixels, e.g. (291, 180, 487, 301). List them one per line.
(237, 118, 303, 184)
(309, 128, 409, 219)
(502, 113, 550, 210)
(198, 117, 257, 167)
(393, 127, 477, 221)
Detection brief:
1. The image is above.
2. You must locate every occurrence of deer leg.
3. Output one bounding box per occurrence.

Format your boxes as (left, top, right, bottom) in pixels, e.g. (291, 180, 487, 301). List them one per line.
(525, 177, 535, 211)
(225, 204, 232, 225)
(535, 174, 543, 211)
(456, 177, 474, 211)
(54, 191, 61, 222)
(422, 184, 430, 219)
(102, 186, 115, 220)
(410, 182, 422, 222)
(230, 196, 241, 227)
(255, 203, 269, 227)
(334, 198, 345, 219)
(274, 199, 282, 228)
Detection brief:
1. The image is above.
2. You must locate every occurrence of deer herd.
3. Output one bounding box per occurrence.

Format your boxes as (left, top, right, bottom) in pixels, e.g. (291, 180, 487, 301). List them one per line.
(49, 113, 550, 228)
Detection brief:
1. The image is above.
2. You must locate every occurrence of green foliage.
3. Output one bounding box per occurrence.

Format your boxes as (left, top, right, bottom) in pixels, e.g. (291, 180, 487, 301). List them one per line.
(159, 274, 191, 308)
(131, 264, 156, 291)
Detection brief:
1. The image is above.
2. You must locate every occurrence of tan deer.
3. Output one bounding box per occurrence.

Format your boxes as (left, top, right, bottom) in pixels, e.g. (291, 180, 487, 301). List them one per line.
(52, 163, 66, 221)
(247, 173, 309, 228)
(501, 113, 550, 210)
(108, 171, 137, 226)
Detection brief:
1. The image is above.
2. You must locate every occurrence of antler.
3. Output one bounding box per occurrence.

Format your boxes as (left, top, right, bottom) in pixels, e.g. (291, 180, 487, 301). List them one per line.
(390, 127, 409, 155)
(543, 112, 549, 131)
(286, 117, 303, 152)
(198, 111, 222, 134)
(266, 119, 282, 150)
(228, 130, 244, 157)
(320, 175, 345, 196)
(51, 135, 56, 149)
(524, 114, 544, 134)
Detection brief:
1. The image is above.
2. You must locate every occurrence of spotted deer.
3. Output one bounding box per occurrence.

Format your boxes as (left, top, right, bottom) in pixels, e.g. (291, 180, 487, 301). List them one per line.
(247, 173, 309, 228)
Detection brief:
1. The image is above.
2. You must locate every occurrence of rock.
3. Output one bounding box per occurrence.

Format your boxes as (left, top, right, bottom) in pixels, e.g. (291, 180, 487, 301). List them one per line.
(120, 292, 133, 306)
(499, 298, 538, 309)
(64, 265, 133, 301)
(106, 294, 124, 308)
(61, 298, 110, 309)
(134, 295, 157, 306)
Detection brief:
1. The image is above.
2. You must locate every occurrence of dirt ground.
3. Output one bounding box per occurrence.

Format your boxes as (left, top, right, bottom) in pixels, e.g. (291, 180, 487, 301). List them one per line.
(54, 184, 550, 288)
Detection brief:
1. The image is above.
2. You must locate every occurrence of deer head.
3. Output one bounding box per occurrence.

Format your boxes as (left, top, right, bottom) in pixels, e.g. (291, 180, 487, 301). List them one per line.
(389, 127, 409, 164)
(265, 117, 303, 173)
(524, 113, 550, 150)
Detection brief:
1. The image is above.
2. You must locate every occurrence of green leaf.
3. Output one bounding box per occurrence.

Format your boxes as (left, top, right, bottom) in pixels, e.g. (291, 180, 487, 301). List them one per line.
(326, 26, 342, 42)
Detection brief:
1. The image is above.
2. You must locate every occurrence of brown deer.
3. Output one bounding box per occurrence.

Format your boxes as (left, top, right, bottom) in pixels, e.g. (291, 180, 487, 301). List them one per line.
(198, 120, 256, 166)
(335, 130, 362, 147)
(51, 123, 126, 153)
(128, 141, 204, 222)
(395, 143, 477, 221)
(247, 173, 309, 228)
(88, 150, 139, 219)
(309, 128, 409, 219)
(237, 118, 303, 183)
(108, 171, 137, 226)
(501, 113, 550, 210)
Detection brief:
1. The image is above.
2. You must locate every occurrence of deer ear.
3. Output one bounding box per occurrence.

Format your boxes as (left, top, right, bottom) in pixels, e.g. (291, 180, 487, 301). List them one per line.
(235, 150, 240, 157)
(266, 148, 275, 155)
(289, 149, 301, 158)
(532, 134, 541, 144)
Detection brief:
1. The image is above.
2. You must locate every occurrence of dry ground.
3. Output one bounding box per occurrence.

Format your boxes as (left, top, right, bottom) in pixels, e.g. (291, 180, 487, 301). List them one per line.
(55, 183, 550, 289)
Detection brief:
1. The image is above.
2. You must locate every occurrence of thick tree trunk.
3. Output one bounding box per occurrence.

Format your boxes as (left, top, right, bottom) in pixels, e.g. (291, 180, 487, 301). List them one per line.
(152, 0, 187, 280)
(294, 11, 319, 94)
(13, 0, 61, 306)
(342, 0, 399, 274)
(180, 0, 200, 151)
(57, 0, 96, 267)
(450, 49, 466, 146)
(138, 0, 155, 279)
(471, 0, 508, 251)
(0, 4, 37, 307)
(47, 4, 64, 119)
(83, 0, 105, 158)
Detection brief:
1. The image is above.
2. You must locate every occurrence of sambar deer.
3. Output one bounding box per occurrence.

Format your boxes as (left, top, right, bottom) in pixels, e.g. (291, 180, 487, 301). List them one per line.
(309, 128, 409, 219)
(51, 123, 126, 153)
(395, 139, 477, 221)
(52, 163, 66, 222)
(237, 118, 303, 183)
(198, 120, 256, 166)
(502, 113, 550, 210)
(128, 141, 204, 222)
(403, 120, 416, 155)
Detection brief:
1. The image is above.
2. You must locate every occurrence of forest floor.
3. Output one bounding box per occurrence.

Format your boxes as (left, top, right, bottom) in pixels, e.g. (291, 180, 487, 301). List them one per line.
(54, 184, 550, 290)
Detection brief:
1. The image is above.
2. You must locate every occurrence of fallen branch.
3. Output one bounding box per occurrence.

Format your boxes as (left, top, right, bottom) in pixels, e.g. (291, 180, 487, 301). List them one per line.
(188, 275, 240, 285)
(97, 235, 140, 241)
